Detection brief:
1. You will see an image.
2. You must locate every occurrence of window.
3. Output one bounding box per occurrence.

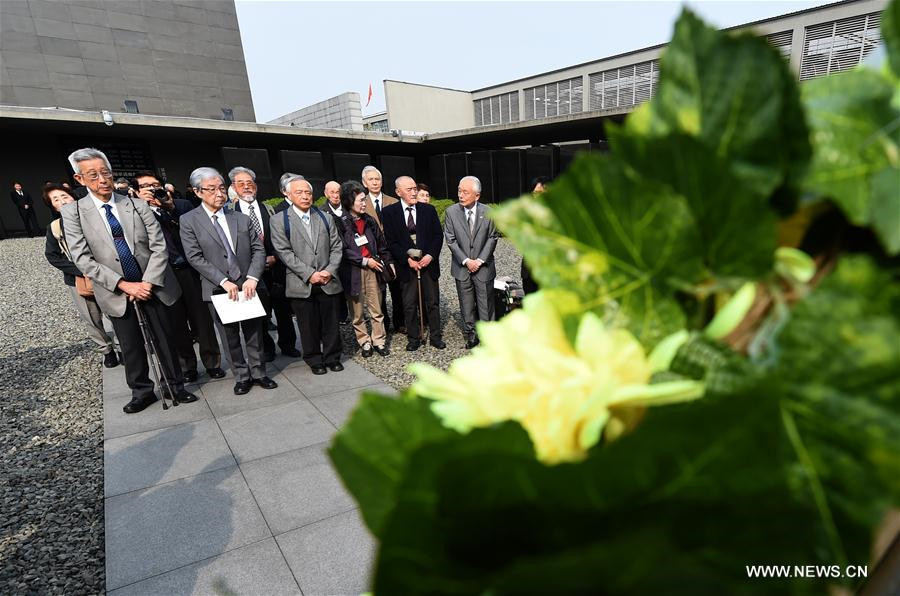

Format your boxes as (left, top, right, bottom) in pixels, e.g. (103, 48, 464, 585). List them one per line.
(589, 60, 659, 111)
(122, 100, 139, 114)
(522, 77, 583, 121)
(766, 30, 793, 59)
(473, 91, 520, 126)
(800, 12, 882, 80)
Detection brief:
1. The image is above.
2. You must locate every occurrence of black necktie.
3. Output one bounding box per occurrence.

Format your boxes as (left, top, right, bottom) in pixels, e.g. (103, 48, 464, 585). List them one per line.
(374, 197, 381, 217)
(406, 206, 416, 234)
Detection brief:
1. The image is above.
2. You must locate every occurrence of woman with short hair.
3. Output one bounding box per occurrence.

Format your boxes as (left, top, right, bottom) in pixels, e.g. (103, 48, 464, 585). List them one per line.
(416, 183, 431, 203)
(43, 183, 119, 367)
(338, 181, 394, 357)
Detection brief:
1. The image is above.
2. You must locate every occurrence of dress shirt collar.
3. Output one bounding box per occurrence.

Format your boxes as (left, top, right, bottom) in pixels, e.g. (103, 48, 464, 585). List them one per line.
(238, 196, 258, 208)
(89, 190, 115, 209)
(201, 203, 225, 219)
(369, 192, 383, 205)
(292, 205, 311, 221)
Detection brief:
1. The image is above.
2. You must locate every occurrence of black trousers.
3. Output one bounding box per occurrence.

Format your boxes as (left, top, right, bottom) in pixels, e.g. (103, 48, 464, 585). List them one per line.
(260, 280, 298, 354)
(291, 288, 342, 368)
(402, 272, 441, 342)
(172, 267, 221, 371)
(109, 298, 184, 400)
(18, 206, 40, 237)
(382, 280, 405, 330)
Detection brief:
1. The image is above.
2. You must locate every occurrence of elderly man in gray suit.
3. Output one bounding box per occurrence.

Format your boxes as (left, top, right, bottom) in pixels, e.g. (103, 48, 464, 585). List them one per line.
(61, 148, 198, 414)
(179, 167, 278, 396)
(444, 175, 500, 349)
(270, 175, 344, 375)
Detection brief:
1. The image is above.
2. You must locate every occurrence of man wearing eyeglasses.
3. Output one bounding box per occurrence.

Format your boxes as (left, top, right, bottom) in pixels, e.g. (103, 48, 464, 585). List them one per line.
(133, 171, 224, 384)
(61, 148, 199, 414)
(227, 166, 300, 361)
(179, 167, 278, 396)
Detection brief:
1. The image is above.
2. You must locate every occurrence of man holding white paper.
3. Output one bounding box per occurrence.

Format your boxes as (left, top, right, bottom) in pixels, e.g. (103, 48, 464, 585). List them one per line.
(179, 167, 278, 395)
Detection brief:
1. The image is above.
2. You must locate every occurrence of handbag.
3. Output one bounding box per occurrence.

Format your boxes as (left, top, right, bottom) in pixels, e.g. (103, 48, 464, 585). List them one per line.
(376, 259, 396, 285)
(75, 275, 94, 297)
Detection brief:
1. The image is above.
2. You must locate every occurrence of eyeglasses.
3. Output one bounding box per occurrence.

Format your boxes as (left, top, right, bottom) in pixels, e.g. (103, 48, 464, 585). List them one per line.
(198, 185, 227, 194)
(80, 169, 113, 181)
(234, 180, 256, 188)
(138, 182, 161, 189)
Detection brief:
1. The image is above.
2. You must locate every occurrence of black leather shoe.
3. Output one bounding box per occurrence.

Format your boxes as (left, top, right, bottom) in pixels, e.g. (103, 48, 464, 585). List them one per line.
(406, 340, 420, 352)
(206, 367, 226, 379)
(328, 363, 344, 372)
(311, 365, 327, 375)
(465, 337, 480, 350)
(253, 376, 278, 389)
(374, 345, 390, 357)
(176, 390, 199, 403)
(103, 351, 119, 368)
(281, 347, 302, 358)
(430, 339, 447, 349)
(183, 369, 199, 383)
(263, 351, 276, 363)
(123, 394, 157, 414)
(233, 380, 252, 395)
(361, 345, 373, 358)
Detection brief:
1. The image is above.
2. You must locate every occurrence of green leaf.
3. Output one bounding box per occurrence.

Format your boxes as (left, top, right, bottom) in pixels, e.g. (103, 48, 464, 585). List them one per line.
(802, 67, 900, 254)
(883, 0, 900, 76)
(327, 392, 457, 537)
(492, 154, 703, 346)
(625, 9, 810, 198)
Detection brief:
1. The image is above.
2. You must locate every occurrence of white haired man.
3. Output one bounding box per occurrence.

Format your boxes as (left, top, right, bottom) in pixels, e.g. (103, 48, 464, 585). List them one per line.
(61, 148, 198, 413)
(361, 165, 404, 333)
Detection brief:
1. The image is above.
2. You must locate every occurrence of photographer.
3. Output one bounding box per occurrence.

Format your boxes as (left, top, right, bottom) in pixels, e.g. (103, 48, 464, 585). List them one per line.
(134, 172, 224, 382)
(338, 181, 394, 357)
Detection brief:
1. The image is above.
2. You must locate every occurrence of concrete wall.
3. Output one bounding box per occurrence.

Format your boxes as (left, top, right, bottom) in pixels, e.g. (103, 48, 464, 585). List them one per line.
(384, 81, 474, 133)
(267, 92, 363, 131)
(0, 0, 255, 121)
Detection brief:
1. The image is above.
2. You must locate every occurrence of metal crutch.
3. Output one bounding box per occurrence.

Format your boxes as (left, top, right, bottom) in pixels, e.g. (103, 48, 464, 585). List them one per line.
(134, 301, 179, 410)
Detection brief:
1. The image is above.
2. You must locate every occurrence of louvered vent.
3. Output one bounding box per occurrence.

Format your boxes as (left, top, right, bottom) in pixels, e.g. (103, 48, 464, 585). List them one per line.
(522, 77, 583, 121)
(765, 30, 793, 59)
(473, 91, 520, 126)
(800, 12, 882, 80)
(589, 59, 658, 110)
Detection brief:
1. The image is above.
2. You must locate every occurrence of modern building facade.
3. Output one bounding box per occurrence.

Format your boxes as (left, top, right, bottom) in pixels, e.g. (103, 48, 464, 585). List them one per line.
(365, 0, 886, 134)
(268, 92, 363, 131)
(0, 0, 255, 121)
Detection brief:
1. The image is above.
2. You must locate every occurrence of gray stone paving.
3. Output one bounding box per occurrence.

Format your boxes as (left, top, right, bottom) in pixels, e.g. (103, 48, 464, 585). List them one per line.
(103, 351, 385, 595)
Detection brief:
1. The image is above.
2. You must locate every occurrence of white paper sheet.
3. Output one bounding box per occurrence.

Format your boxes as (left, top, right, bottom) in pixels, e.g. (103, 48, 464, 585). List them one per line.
(211, 292, 267, 324)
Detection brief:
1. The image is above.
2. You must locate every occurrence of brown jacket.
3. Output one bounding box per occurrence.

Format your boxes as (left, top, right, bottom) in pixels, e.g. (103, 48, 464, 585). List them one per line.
(365, 193, 398, 230)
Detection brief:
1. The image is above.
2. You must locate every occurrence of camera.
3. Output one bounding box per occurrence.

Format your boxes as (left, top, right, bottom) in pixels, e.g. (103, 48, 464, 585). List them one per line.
(152, 187, 168, 201)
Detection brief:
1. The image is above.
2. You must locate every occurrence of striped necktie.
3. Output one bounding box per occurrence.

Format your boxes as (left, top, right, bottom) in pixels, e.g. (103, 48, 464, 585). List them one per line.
(102, 204, 143, 282)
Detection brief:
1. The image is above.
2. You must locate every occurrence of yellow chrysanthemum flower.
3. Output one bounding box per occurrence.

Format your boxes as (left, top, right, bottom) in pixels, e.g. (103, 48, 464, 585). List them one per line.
(409, 293, 705, 464)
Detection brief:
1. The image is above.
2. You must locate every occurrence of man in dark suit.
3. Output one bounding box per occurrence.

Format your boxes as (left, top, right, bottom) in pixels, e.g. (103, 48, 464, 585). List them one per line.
(134, 171, 224, 382)
(61, 148, 198, 414)
(228, 166, 300, 360)
(270, 175, 344, 375)
(10, 183, 41, 236)
(323, 180, 349, 324)
(382, 175, 445, 351)
(362, 166, 404, 333)
(180, 167, 278, 396)
(444, 176, 500, 349)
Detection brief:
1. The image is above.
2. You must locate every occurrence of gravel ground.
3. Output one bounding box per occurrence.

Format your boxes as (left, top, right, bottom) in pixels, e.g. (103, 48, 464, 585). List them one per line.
(0, 237, 105, 595)
(339, 237, 524, 389)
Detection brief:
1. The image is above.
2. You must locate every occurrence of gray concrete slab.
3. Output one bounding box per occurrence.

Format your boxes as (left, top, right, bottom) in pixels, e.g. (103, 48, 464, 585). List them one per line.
(217, 399, 335, 463)
(104, 418, 235, 497)
(241, 442, 357, 535)
(107, 538, 300, 596)
(202, 371, 302, 418)
(103, 392, 213, 440)
(276, 509, 375, 596)
(105, 466, 270, 591)
(307, 383, 397, 428)
(281, 359, 382, 398)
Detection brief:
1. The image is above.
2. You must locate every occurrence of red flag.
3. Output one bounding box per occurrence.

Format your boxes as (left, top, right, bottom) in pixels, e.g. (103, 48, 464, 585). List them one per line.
(366, 83, 373, 107)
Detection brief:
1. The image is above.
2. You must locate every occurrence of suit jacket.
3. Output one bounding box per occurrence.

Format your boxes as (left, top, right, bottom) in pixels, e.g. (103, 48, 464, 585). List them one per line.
(61, 192, 181, 317)
(382, 201, 442, 283)
(10, 190, 33, 208)
(45, 218, 81, 287)
(179, 206, 266, 301)
(269, 207, 343, 299)
(338, 212, 393, 297)
(273, 199, 290, 214)
(444, 202, 499, 282)
(233, 198, 289, 289)
(364, 193, 398, 230)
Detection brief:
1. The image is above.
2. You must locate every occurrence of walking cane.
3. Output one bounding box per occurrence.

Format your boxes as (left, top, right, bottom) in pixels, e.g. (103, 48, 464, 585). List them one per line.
(416, 269, 425, 342)
(134, 301, 179, 410)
